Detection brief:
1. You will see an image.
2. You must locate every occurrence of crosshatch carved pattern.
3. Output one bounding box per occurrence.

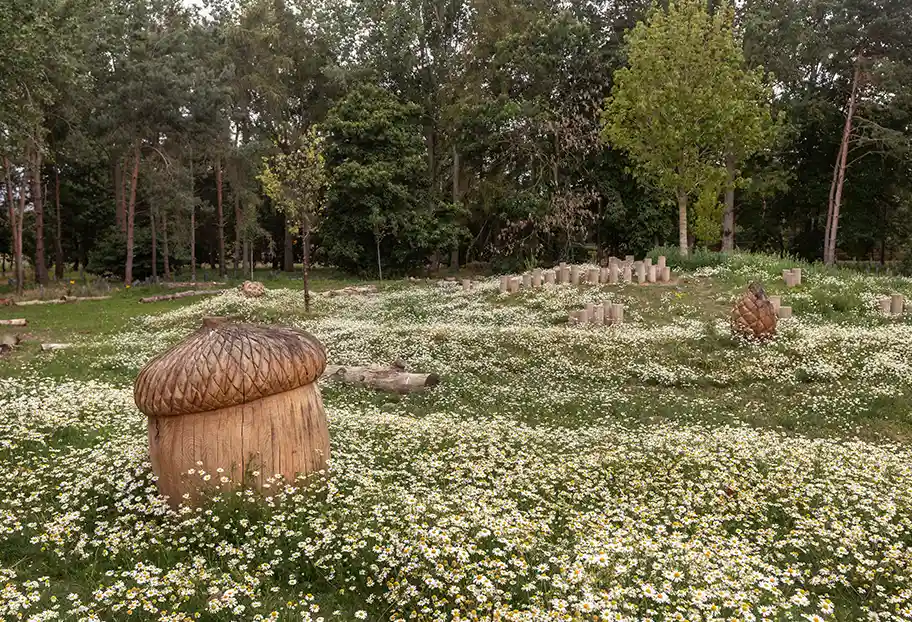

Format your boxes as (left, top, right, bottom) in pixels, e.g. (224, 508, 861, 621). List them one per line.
(731, 282, 777, 340)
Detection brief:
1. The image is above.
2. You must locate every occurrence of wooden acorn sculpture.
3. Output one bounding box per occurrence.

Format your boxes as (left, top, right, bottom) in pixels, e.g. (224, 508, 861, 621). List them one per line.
(134, 317, 329, 505)
(731, 282, 777, 340)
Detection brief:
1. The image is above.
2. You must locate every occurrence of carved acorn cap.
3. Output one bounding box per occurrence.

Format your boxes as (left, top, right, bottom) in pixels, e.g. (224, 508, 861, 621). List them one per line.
(134, 317, 327, 417)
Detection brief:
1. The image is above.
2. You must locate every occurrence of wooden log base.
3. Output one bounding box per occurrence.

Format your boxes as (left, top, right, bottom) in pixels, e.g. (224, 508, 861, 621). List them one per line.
(140, 289, 225, 303)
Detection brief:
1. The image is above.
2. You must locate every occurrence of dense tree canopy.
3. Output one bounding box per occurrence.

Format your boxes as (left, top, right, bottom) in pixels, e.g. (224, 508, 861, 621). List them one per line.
(0, 0, 909, 286)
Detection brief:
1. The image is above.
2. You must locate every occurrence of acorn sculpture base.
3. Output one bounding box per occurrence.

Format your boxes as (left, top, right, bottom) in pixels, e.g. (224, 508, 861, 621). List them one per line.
(148, 384, 329, 504)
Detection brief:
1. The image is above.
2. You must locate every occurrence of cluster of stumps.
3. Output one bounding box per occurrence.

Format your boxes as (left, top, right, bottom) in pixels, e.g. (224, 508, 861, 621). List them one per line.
(499, 255, 673, 294)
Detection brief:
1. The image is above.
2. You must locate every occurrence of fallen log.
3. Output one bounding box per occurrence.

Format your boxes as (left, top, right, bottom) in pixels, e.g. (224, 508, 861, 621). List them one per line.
(0, 319, 27, 326)
(323, 364, 439, 394)
(41, 343, 72, 351)
(139, 289, 225, 303)
(16, 295, 112, 306)
(322, 285, 378, 297)
(161, 281, 226, 289)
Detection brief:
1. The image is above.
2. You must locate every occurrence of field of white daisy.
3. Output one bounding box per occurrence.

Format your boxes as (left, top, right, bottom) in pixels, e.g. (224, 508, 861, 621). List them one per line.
(1, 252, 911, 622)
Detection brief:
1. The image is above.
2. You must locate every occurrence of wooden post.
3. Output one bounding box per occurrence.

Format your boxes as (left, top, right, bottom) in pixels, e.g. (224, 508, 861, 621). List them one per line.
(792, 268, 802, 286)
(594, 305, 604, 325)
(585, 303, 596, 319)
(612, 303, 624, 324)
(609, 256, 619, 267)
(522, 273, 532, 289)
(560, 265, 570, 284)
(644, 257, 652, 269)
(661, 267, 671, 282)
(500, 276, 509, 293)
(600, 267, 608, 283)
(588, 268, 600, 285)
(891, 294, 904, 315)
(879, 298, 892, 313)
(570, 266, 580, 285)
(625, 255, 634, 263)
(578, 307, 590, 325)
(636, 262, 646, 284)
(532, 272, 542, 288)
(462, 279, 471, 292)
(569, 310, 580, 325)
(609, 263, 619, 284)
(778, 306, 792, 319)
(544, 270, 556, 285)
(509, 277, 520, 293)
(768, 295, 781, 314)
(622, 265, 632, 283)
(647, 265, 656, 283)
(657, 256, 666, 271)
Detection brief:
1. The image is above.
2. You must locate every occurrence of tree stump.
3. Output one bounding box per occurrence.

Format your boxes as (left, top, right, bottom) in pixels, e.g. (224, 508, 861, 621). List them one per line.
(879, 297, 892, 313)
(891, 294, 904, 315)
(134, 317, 329, 505)
(500, 276, 510, 294)
(240, 280, 266, 298)
(544, 270, 556, 285)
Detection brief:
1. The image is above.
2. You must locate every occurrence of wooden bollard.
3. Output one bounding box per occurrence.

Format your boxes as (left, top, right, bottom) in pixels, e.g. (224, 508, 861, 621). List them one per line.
(585, 302, 596, 319)
(768, 295, 781, 313)
(600, 267, 609, 283)
(570, 266, 581, 285)
(588, 268, 600, 285)
(569, 310, 581, 325)
(544, 270, 556, 285)
(578, 307, 590, 325)
(622, 265, 632, 283)
(594, 305, 605, 325)
(462, 279, 471, 292)
(782, 269, 792, 287)
(522, 274, 532, 289)
(532, 271, 542, 288)
(647, 265, 657, 283)
(500, 276, 509, 294)
(657, 255, 666, 271)
(792, 268, 802, 286)
(509, 277, 520, 293)
(625, 255, 635, 263)
(661, 267, 671, 282)
(602, 301, 613, 323)
(636, 262, 646, 284)
(644, 257, 652, 269)
(560, 265, 571, 284)
(609, 263, 619, 284)
(778, 305, 792, 319)
(879, 298, 892, 313)
(611, 303, 624, 324)
(891, 294, 904, 315)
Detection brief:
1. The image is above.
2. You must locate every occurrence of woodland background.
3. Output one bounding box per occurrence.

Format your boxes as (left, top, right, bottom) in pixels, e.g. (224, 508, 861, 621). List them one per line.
(1, 0, 910, 288)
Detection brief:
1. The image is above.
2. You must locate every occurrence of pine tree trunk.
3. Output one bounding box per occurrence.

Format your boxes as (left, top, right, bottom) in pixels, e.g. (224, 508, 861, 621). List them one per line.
(54, 166, 64, 280)
(824, 159, 839, 263)
(3, 160, 23, 294)
(189, 155, 196, 282)
(162, 209, 171, 281)
(114, 160, 124, 232)
(722, 152, 735, 252)
(234, 191, 241, 274)
(301, 223, 311, 313)
(120, 156, 129, 233)
(151, 207, 158, 282)
(243, 234, 250, 276)
(825, 61, 861, 266)
(677, 188, 689, 257)
(450, 146, 460, 270)
(124, 142, 140, 285)
(32, 151, 48, 286)
(283, 220, 294, 272)
(215, 156, 226, 277)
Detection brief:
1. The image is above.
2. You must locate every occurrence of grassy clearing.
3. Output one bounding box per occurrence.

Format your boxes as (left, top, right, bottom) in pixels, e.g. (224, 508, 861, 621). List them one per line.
(1, 254, 912, 621)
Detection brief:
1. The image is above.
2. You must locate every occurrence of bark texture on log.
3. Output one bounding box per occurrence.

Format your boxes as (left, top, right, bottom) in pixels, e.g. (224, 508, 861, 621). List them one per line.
(139, 289, 224, 303)
(0, 319, 27, 326)
(323, 364, 439, 394)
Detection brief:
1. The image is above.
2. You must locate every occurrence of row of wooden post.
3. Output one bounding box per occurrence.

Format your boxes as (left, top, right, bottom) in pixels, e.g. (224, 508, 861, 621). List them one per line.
(879, 294, 906, 316)
(570, 302, 625, 326)
(499, 256, 672, 294)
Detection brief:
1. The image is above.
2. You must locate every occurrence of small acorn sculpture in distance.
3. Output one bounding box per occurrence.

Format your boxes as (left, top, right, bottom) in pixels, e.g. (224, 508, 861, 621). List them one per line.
(731, 282, 777, 341)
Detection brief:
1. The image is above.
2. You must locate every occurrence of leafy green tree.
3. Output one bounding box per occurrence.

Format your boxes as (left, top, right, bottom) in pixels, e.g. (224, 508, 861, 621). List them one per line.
(601, 0, 773, 256)
(322, 84, 440, 277)
(258, 127, 326, 311)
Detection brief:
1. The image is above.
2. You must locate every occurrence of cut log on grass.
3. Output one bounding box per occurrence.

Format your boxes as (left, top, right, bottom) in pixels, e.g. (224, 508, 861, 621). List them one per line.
(323, 364, 439, 394)
(322, 285, 378, 297)
(41, 343, 72, 351)
(17, 295, 112, 306)
(0, 319, 27, 326)
(139, 289, 224, 303)
(161, 281, 226, 289)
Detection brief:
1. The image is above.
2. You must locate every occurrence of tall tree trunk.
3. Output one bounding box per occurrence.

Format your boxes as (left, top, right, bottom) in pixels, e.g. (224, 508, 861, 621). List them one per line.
(32, 151, 48, 286)
(677, 189, 689, 257)
(124, 142, 140, 286)
(4, 159, 23, 294)
(283, 219, 294, 272)
(215, 156, 226, 276)
(162, 209, 171, 281)
(450, 146, 460, 270)
(54, 166, 64, 280)
(243, 234, 250, 277)
(189, 155, 196, 282)
(825, 61, 861, 266)
(114, 160, 124, 232)
(120, 156, 129, 233)
(301, 221, 311, 313)
(824, 159, 839, 263)
(722, 152, 735, 252)
(151, 206, 158, 282)
(234, 191, 241, 274)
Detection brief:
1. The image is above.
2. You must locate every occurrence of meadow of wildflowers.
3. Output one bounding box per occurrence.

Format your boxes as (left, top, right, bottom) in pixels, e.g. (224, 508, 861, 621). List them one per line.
(1, 255, 911, 621)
